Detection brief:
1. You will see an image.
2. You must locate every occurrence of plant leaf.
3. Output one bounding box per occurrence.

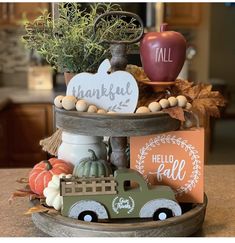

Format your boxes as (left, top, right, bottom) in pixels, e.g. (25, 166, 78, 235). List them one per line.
(173, 79, 194, 98)
(8, 187, 44, 205)
(16, 177, 29, 184)
(172, 79, 226, 117)
(192, 85, 226, 118)
(24, 205, 49, 215)
(162, 107, 185, 121)
(8, 191, 33, 205)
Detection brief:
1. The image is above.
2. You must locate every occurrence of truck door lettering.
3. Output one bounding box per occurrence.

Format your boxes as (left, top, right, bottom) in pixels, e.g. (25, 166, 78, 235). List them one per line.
(112, 196, 135, 214)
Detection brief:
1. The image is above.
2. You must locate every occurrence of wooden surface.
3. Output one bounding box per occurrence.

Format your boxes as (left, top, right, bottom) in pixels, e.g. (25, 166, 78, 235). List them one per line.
(0, 86, 68, 168)
(0, 104, 54, 168)
(31, 196, 207, 237)
(0, 165, 235, 237)
(0, 87, 61, 168)
(164, 3, 201, 26)
(0, 2, 49, 27)
(0, 87, 61, 105)
(0, 97, 10, 112)
(55, 108, 181, 137)
(0, 3, 8, 25)
(0, 109, 8, 163)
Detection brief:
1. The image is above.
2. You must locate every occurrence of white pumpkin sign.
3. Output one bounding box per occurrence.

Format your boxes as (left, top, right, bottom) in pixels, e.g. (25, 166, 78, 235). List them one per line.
(66, 59, 139, 113)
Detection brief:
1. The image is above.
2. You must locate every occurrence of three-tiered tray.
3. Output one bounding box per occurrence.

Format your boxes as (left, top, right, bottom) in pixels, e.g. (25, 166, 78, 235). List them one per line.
(31, 109, 207, 237)
(17, 4, 227, 238)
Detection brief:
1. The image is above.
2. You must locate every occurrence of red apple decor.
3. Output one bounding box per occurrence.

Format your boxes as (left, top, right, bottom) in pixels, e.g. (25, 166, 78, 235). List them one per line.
(140, 23, 186, 83)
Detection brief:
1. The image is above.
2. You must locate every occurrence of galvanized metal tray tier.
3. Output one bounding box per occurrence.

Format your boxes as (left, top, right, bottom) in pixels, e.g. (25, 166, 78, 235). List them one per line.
(55, 107, 181, 137)
(31, 194, 207, 237)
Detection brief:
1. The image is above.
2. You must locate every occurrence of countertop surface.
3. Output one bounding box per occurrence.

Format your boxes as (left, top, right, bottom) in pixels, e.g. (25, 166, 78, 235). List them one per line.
(0, 164, 234, 237)
(0, 87, 64, 111)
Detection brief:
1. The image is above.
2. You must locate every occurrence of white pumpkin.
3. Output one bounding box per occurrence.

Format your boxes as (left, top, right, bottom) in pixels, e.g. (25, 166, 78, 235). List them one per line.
(43, 173, 72, 211)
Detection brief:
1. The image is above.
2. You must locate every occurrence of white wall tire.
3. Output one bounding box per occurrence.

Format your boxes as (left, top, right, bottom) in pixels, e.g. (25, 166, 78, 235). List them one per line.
(139, 199, 182, 220)
(68, 200, 109, 220)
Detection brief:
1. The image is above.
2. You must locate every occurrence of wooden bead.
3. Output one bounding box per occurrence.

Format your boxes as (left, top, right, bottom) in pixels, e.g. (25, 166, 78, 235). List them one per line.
(159, 99, 170, 109)
(97, 109, 107, 114)
(185, 102, 192, 110)
(176, 95, 187, 107)
(62, 96, 77, 110)
(87, 105, 98, 113)
(168, 97, 178, 107)
(76, 100, 88, 112)
(54, 95, 64, 108)
(136, 106, 150, 113)
(148, 101, 161, 112)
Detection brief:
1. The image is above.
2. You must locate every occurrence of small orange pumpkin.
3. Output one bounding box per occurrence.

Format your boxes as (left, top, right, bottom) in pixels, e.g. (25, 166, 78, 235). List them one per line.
(29, 158, 73, 196)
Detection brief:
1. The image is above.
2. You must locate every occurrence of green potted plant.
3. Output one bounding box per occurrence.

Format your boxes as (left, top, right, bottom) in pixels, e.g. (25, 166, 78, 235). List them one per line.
(22, 3, 142, 84)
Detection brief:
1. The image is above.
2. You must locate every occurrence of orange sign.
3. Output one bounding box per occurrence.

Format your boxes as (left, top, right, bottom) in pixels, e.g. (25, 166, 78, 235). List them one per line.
(130, 128, 204, 203)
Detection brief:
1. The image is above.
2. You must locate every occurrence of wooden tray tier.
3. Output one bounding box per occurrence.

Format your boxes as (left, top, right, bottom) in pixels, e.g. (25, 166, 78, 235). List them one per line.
(31, 195, 207, 237)
(55, 107, 181, 137)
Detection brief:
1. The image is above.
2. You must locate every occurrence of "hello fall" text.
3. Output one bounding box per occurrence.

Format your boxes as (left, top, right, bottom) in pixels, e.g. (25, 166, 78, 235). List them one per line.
(151, 154, 186, 181)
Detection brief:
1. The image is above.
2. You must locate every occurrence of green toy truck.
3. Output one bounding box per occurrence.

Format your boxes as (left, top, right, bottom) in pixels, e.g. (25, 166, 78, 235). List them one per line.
(60, 168, 182, 222)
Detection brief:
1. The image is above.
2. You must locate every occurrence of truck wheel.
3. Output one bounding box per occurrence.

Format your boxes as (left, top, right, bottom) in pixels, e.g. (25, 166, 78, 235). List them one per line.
(153, 208, 173, 221)
(78, 211, 98, 222)
(139, 199, 182, 220)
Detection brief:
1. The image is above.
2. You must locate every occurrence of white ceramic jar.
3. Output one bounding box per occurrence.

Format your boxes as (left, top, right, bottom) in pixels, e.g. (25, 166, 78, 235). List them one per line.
(58, 132, 107, 165)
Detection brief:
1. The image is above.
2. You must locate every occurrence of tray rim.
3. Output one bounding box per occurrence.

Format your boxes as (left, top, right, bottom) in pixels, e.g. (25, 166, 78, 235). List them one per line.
(55, 107, 172, 119)
(31, 194, 207, 233)
(54, 107, 181, 137)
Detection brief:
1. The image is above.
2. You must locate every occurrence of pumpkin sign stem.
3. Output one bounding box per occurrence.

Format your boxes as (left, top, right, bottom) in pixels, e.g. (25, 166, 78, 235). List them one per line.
(43, 160, 53, 171)
(88, 149, 98, 161)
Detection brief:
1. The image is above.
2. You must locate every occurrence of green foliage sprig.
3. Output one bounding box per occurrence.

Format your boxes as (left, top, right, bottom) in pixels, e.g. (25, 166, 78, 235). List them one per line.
(22, 3, 142, 73)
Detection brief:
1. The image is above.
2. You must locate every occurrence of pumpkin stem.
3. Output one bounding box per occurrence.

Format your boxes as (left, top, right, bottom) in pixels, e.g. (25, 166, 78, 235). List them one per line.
(43, 160, 53, 171)
(88, 149, 98, 161)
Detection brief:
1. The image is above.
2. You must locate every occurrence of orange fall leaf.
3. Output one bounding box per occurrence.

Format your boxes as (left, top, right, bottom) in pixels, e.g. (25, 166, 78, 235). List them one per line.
(162, 106, 185, 122)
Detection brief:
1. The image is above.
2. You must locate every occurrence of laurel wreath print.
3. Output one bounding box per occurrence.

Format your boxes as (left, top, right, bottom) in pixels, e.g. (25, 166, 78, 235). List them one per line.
(112, 196, 135, 214)
(108, 99, 130, 112)
(135, 134, 201, 196)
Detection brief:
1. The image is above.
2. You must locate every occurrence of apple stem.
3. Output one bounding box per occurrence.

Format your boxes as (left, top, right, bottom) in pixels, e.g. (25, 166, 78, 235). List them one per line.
(160, 23, 168, 32)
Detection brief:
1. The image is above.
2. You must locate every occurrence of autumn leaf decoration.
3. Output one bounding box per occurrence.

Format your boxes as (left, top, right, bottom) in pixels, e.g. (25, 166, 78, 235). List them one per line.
(24, 203, 58, 215)
(127, 65, 226, 119)
(163, 107, 185, 122)
(8, 178, 43, 205)
(173, 79, 226, 118)
(9, 177, 58, 215)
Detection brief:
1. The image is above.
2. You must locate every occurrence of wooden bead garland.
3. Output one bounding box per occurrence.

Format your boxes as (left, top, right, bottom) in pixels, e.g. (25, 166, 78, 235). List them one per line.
(76, 100, 88, 112)
(54, 95, 192, 115)
(148, 101, 161, 112)
(135, 95, 192, 113)
(159, 99, 170, 109)
(61, 96, 77, 111)
(97, 109, 107, 114)
(176, 95, 187, 107)
(87, 105, 98, 113)
(168, 97, 178, 107)
(136, 106, 151, 113)
(54, 95, 64, 108)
